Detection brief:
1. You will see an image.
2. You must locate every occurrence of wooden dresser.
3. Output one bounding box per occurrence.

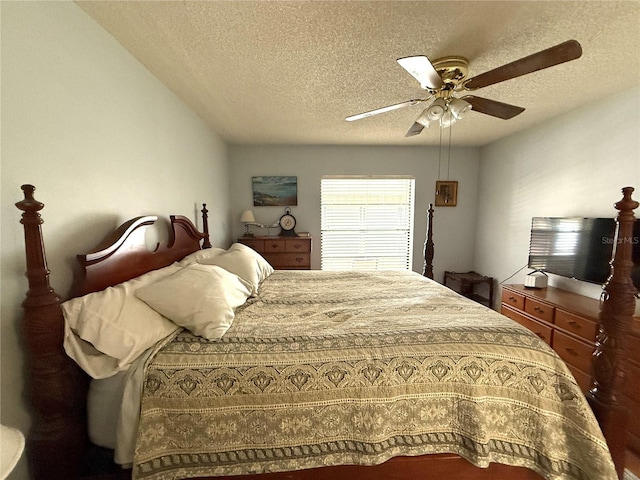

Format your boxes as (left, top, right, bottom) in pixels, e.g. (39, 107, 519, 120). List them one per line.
(238, 236, 312, 270)
(501, 284, 640, 454)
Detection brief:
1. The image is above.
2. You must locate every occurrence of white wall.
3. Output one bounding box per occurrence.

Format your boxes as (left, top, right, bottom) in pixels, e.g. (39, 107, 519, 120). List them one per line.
(474, 86, 640, 304)
(228, 144, 481, 278)
(0, 3, 230, 478)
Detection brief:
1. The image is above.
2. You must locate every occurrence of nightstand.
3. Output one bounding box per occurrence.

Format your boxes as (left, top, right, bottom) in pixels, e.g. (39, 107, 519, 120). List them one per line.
(443, 271, 494, 308)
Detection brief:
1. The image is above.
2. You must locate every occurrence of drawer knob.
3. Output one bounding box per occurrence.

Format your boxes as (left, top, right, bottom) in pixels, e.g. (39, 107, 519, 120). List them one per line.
(295, 257, 303, 263)
(567, 320, 581, 328)
(271, 243, 278, 248)
(294, 244, 301, 250)
(534, 307, 545, 313)
(565, 347, 579, 356)
(509, 296, 517, 302)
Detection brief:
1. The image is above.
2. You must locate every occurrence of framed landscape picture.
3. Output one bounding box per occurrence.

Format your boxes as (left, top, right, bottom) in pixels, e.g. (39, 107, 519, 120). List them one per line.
(252, 176, 298, 206)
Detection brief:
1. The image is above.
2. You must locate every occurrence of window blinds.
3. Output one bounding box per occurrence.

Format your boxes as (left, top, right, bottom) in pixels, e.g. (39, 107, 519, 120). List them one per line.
(320, 177, 415, 271)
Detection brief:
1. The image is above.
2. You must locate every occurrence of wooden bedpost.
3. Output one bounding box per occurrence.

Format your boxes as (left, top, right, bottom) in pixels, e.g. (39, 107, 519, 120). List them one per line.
(16, 185, 87, 480)
(587, 186, 638, 479)
(201, 203, 212, 249)
(423, 203, 434, 279)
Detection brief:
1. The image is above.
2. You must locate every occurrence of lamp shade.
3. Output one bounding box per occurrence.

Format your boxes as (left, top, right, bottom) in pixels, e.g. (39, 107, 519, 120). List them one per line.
(415, 107, 432, 128)
(426, 98, 446, 121)
(449, 98, 472, 119)
(240, 210, 256, 223)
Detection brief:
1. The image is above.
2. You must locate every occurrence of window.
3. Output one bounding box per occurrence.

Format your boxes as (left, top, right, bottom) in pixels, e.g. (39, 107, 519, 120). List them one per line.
(321, 176, 415, 271)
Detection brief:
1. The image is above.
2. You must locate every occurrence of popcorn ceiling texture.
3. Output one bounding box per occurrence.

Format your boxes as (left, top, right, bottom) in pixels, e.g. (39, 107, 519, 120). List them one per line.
(77, 1, 639, 147)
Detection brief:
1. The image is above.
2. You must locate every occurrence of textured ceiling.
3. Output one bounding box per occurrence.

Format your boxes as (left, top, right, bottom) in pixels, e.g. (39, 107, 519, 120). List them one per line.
(76, 1, 640, 146)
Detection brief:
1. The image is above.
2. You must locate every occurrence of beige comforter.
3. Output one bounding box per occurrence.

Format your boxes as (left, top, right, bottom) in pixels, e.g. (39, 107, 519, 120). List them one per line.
(133, 270, 616, 480)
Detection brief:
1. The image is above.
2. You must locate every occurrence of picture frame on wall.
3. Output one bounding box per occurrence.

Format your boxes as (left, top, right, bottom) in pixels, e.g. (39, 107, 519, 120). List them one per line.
(252, 176, 298, 206)
(435, 180, 458, 207)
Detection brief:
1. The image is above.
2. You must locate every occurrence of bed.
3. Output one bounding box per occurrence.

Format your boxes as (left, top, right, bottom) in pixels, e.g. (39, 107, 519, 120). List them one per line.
(15, 184, 638, 480)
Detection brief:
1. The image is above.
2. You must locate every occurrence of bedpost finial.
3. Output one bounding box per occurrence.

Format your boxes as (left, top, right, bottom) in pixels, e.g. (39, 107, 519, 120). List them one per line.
(16, 184, 44, 214)
(201, 203, 212, 249)
(615, 186, 638, 213)
(22, 184, 35, 198)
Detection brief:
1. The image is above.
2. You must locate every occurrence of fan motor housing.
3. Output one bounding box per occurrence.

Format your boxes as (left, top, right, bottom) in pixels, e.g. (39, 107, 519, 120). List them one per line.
(431, 56, 469, 90)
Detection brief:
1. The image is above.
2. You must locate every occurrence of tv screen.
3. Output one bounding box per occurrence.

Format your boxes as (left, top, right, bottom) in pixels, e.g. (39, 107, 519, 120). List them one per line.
(528, 217, 639, 289)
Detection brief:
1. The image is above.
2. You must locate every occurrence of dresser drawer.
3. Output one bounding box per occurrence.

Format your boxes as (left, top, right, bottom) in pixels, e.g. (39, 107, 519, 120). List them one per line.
(524, 297, 555, 324)
(285, 238, 311, 253)
(553, 330, 594, 373)
(502, 306, 552, 345)
(239, 238, 264, 251)
(555, 309, 597, 342)
(501, 289, 525, 310)
(262, 239, 286, 253)
(264, 253, 310, 269)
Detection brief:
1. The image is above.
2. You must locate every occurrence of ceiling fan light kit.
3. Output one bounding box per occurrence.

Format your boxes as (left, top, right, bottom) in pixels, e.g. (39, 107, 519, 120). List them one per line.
(415, 96, 472, 130)
(346, 40, 582, 137)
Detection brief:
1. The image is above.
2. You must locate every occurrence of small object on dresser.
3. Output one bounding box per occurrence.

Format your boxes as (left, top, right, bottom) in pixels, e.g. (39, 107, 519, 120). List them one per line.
(240, 209, 256, 237)
(524, 271, 548, 288)
(279, 207, 297, 237)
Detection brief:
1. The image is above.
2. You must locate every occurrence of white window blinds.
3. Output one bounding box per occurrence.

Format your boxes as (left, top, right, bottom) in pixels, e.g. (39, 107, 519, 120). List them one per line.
(321, 177, 415, 271)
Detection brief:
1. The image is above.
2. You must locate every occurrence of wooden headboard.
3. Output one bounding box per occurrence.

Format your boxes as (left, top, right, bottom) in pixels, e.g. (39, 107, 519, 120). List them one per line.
(74, 214, 211, 296)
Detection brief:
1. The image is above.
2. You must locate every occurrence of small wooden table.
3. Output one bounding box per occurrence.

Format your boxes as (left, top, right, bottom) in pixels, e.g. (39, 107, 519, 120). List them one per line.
(443, 271, 494, 308)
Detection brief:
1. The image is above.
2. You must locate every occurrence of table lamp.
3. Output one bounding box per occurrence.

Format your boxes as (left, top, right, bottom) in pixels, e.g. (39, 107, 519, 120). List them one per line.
(240, 209, 256, 236)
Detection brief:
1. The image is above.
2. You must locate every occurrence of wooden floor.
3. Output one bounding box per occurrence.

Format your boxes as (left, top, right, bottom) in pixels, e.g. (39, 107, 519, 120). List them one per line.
(628, 449, 640, 477)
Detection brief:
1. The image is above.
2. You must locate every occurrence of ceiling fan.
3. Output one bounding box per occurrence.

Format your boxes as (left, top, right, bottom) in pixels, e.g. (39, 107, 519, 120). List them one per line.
(345, 40, 582, 137)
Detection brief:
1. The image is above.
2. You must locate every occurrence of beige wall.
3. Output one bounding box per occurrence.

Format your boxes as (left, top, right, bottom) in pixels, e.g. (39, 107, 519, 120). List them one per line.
(474, 86, 640, 304)
(0, 3, 230, 478)
(228, 144, 482, 279)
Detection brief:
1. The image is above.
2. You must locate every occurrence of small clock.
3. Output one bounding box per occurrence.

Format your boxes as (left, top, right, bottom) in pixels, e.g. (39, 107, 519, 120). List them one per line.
(279, 208, 297, 236)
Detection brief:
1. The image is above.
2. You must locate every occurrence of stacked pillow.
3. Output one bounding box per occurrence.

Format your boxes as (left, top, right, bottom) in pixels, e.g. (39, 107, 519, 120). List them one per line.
(135, 263, 252, 341)
(62, 263, 184, 379)
(62, 244, 274, 378)
(196, 243, 274, 295)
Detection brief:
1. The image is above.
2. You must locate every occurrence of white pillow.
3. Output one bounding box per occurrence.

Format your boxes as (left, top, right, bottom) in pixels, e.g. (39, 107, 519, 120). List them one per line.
(199, 243, 274, 295)
(62, 263, 183, 379)
(135, 263, 252, 340)
(177, 247, 226, 266)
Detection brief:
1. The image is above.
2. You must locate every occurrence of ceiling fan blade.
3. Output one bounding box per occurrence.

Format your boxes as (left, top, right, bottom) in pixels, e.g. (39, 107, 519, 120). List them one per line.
(463, 95, 525, 119)
(345, 99, 426, 122)
(405, 122, 425, 137)
(464, 40, 582, 90)
(397, 56, 444, 90)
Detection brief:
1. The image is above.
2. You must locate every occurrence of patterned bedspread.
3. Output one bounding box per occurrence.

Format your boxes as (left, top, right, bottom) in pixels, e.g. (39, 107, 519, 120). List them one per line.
(133, 270, 616, 480)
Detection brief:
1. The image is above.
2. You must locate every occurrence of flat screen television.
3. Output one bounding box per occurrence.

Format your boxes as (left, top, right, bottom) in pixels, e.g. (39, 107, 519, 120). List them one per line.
(528, 217, 639, 289)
